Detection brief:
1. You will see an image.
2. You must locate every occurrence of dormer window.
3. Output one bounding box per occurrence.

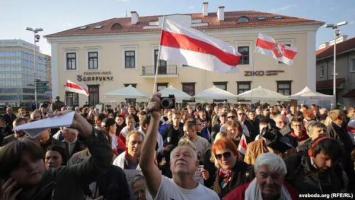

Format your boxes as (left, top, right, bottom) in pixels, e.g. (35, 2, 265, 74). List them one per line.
(273, 16, 284, 19)
(256, 16, 267, 21)
(111, 23, 122, 30)
(94, 25, 103, 29)
(238, 16, 250, 23)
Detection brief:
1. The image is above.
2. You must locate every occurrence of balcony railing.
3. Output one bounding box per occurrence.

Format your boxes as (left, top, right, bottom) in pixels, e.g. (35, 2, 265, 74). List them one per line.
(141, 65, 178, 77)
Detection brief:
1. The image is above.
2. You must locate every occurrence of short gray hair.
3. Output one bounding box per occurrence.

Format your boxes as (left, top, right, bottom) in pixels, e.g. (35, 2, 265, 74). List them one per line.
(170, 138, 198, 160)
(254, 153, 287, 176)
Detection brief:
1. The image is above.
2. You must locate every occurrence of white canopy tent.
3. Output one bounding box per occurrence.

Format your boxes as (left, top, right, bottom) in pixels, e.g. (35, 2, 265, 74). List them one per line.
(104, 85, 148, 102)
(194, 86, 237, 103)
(159, 85, 192, 103)
(236, 86, 289, 102)
(291, 86, 334, 108)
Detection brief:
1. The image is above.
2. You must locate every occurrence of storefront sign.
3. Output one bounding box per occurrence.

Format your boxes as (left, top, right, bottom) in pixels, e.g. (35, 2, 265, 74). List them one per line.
(244, 70, 284, 76)
(77, 71, 114, 82)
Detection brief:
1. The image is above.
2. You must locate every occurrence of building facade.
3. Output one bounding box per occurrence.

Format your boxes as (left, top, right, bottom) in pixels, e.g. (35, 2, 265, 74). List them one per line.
(0, 39, 51, 107)
(46, 4, 322, 106)
(316, 36, 355, 106)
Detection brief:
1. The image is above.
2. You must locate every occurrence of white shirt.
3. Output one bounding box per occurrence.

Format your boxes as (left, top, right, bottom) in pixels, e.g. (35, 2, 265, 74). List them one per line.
(155, 176, 219, 200)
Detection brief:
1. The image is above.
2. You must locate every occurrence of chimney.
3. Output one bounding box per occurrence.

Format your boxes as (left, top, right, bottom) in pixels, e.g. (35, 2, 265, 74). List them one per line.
(217, 6, 224, 21)
(202, 2, 208, 17)
(131, 11, 139, 25)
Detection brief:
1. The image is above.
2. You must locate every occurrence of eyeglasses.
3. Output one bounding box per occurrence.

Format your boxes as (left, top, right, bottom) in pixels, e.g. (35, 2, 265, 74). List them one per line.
(227, 116, 235, 119)
(238, 113, 245, 116)
(215, 152, 232, 160)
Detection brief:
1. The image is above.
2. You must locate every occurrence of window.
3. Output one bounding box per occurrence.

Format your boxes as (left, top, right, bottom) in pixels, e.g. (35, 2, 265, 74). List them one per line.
(182, 82, 195, 96)
(88, 85, 100, 106)
(238, 46, 250, 65)
(154, 49, 167, 74)
(213, 82, 227, 91)
(237, 81, 251, 94)
(88, 52, 98, 69)
(351, 58, 355, 72)
(124, 83, 137, 88)
(156, 83, 168, 92)
(125, 50, 135, 68)
(320, 65, 325, 78)
(238, 16, 250, 23)
(66, 53, 76, 70)
(65, 91, 79, 106)
(277, 81, 292, 95)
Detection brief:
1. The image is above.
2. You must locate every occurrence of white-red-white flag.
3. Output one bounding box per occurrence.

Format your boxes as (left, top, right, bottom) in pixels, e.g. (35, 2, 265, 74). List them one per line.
(238, 134, 248, 155)
(65, 80, 89, 96)
(256, 33, 298, 65)
(159, 18, 241, 73)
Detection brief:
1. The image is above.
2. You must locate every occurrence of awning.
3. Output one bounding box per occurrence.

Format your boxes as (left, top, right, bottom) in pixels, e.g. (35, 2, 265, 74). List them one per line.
(343, 89, 355, 98)
(316, 78, 345, 90)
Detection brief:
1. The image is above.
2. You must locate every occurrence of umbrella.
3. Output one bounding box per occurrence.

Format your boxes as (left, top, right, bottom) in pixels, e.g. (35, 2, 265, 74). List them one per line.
(194, 86, 237, 102)
(105, 85, 148, 101)
(159, 85, 192, 103)
(237, 86, 289, 101)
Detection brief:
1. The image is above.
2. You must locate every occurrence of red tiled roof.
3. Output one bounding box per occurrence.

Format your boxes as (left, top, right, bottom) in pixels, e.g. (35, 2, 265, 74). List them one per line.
(343, 89, 355, 98)
(316, 78, 345, 90)
(316, 37, 355, 60)
(45, 11, 323, 38)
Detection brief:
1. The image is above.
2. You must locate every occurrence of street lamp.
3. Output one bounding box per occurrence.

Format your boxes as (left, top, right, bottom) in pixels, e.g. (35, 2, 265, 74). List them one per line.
(324, 21, 347, 105)
(26, 27, 43, 109)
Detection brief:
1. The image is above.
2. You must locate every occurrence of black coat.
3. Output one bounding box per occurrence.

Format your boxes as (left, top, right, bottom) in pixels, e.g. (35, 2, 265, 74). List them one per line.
(213, 161, 254, 198)
(285, 152, 348, 193)
(17, 130, 113, 200)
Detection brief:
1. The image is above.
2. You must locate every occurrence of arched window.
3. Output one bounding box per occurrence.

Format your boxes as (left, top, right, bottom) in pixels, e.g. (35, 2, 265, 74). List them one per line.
(238, 16, 250, 23)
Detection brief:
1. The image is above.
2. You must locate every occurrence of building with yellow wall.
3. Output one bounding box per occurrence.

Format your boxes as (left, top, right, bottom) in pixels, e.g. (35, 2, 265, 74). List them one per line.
(46, 3, 323, 106)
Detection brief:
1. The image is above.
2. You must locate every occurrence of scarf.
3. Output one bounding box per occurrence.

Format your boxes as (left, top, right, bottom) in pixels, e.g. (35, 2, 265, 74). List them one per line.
(218, 168, 233, 188)
(244, 178, 292, 200)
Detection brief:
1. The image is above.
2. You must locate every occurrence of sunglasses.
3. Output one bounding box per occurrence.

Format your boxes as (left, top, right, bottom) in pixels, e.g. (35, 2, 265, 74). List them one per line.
(215, 152, 232, 160)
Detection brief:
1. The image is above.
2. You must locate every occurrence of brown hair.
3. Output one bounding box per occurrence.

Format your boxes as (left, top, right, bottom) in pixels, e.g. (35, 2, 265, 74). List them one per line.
(0, 139, 43, 179)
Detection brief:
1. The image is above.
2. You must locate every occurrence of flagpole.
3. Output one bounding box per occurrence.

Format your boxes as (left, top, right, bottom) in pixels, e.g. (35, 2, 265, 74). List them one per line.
(153, 16, 166, 94)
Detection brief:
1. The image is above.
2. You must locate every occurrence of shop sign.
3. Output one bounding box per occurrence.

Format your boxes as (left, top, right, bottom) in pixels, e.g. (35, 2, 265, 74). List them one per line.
(244, 70, 284, 76)
(77, 71, 114, 82)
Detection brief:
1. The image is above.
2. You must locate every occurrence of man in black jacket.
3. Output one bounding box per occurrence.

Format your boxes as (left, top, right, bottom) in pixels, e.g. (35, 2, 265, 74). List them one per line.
(285, 137, 348, 193)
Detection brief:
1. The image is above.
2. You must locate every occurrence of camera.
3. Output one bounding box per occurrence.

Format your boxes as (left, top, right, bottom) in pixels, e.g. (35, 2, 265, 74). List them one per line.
(160, 94, 175, 109)
(261, 126, 293, 153)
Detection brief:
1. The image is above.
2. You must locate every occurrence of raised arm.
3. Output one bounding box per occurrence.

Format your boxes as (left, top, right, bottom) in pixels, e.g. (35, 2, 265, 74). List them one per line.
(58, 112, 113, 184)
(139, 94, 162, 197)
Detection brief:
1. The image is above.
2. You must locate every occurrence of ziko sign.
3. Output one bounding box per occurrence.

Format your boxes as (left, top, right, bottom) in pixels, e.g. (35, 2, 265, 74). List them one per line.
(77, 71, 114, 82)
(244, 70, 284, 76)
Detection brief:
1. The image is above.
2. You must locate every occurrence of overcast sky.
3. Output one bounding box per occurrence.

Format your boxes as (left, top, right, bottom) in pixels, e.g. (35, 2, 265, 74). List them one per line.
(1, 0, 354, 55)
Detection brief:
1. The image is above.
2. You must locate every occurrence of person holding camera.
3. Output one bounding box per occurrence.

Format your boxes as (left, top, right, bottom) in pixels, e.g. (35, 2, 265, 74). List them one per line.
(139, 93, 219, 200)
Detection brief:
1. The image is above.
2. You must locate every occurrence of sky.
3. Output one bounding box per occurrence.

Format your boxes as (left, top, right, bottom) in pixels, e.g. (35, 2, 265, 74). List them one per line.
(1, 0, 354, 55)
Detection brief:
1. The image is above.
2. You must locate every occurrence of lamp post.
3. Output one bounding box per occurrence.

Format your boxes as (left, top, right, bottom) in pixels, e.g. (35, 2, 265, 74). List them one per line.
(26, 27, 43, 109)
(324, 21, 347, 105)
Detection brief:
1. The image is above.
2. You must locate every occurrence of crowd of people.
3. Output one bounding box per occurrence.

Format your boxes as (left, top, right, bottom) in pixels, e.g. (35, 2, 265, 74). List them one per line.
(0, 95, 354, 200)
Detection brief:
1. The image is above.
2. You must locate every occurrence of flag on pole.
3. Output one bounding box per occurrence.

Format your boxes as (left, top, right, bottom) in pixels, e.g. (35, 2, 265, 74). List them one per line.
(65, 80, 89, 96)
(159, 18, 241, 73)
(256, 33, 298, 65)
